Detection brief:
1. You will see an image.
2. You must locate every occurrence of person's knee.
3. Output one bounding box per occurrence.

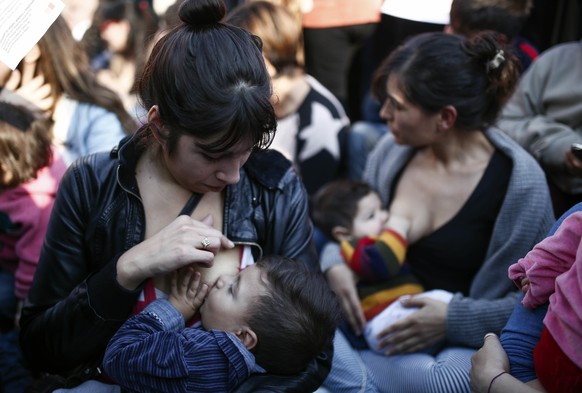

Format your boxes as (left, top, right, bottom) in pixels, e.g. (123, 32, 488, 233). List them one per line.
(322, 330, 378, 392)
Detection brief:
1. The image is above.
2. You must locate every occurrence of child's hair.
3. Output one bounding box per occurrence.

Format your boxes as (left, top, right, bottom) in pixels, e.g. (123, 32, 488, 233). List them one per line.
(225, 1, 304, 78)
(311, 179, 375, 241)
(450, 0, 533, 41)
(249, 255, 341, 375)
(0, 102, 53, 188)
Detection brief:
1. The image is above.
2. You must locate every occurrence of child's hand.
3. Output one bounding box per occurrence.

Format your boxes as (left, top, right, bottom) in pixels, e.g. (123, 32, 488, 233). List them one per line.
(520, 277, 530, 294)
(168, 268, 209, 321)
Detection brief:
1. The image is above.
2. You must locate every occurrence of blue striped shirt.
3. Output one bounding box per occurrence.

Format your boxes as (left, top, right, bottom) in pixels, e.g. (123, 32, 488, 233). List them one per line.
(103, 299, 264, 393)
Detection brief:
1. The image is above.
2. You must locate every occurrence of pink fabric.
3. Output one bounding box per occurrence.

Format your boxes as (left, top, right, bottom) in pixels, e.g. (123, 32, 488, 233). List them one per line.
(508, 211, 582, 368)
(0, 151, 66, 299)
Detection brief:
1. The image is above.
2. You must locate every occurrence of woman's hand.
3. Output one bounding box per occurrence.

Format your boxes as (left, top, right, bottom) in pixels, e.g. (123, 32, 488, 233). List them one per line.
(325, 264, 366, 335)
(470, 333, 510, 393)
(168, 268, 209, 322)
(116, 214, 234, 290)
(376, 296, 447, 354)
(471, 333, 546, 393)
(4, 46, 53, 111)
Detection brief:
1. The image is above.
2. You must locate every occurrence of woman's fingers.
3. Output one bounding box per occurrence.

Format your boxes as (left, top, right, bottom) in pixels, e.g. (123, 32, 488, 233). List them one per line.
(5, 70, 21, 90)
(116, 215, 235, 289)
(20, 57, 37, 85)
(376, 298, 448, 354)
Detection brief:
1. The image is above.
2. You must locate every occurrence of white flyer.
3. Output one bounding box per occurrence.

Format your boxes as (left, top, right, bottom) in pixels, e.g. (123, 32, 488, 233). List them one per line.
(0, 0, 64, 70)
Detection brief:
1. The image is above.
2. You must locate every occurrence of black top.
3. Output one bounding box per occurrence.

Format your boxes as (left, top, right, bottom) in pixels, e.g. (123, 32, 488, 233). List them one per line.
(392, 149, 512, 295)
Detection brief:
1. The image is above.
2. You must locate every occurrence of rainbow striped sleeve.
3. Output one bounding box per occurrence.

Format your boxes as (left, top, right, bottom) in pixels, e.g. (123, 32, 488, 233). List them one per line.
(340, 229, 408, 283)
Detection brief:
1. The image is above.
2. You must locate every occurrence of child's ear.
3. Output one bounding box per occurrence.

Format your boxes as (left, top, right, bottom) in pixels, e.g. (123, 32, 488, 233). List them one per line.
(331, 226, 352, 242)
(235, 327, 258, 351)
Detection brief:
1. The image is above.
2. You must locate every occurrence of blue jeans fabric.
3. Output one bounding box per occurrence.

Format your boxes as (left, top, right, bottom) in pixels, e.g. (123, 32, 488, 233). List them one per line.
(500, 294, 548, 382)
(0, 270, 17, 322)
(322, 329, 380, 393)
(361, 346, 473, 393)
(0, 330, 32, 393)
(0, 271, 31, 393)
(323, 329, 472, 393)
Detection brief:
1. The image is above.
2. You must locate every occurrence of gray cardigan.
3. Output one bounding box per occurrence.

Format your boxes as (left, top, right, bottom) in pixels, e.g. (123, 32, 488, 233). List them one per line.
(360, 128, 555, 348)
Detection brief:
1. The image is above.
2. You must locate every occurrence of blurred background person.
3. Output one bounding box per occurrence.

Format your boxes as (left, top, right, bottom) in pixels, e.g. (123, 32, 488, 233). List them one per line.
(61, 0, 100, 40)
(0, 103, 66, 393)
(447, 0, 537, 73)
(83, 0, 159, 121)
(301, 0, 382, 119)
(3, 16, 135, 166)
(226, 1, 351, 197)
(497, 40, 582, 218)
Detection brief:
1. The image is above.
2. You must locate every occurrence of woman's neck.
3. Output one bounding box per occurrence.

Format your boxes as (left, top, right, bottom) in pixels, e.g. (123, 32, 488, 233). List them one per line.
(423, 129, 494, 170)
(137, 145, 190, 201)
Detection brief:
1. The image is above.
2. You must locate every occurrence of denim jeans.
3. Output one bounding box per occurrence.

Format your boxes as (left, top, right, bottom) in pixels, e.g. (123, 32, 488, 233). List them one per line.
(500, 289, 548, 382)
(0, 330, 32, 393)
(322, 329, 380, 393)
(0, 270, 17, 322)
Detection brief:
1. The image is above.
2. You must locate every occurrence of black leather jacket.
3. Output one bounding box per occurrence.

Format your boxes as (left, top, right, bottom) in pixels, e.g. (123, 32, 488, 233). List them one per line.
(20, 134, 331, 392)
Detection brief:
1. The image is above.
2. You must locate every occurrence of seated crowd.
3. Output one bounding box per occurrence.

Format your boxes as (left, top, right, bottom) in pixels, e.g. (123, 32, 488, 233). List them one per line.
(0, 0, 580, 392)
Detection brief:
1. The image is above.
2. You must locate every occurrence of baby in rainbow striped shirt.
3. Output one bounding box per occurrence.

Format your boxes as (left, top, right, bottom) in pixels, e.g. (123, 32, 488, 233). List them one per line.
(312, 179, 453, 354)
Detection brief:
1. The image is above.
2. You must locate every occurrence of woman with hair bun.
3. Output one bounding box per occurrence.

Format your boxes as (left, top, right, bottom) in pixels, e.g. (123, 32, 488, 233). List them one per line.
(321, 31, 555, 392)
(19, 0, 330, 391)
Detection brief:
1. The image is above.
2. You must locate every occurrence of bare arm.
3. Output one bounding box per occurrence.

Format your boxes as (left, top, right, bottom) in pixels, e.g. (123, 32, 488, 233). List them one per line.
(470, 333, 546, 393)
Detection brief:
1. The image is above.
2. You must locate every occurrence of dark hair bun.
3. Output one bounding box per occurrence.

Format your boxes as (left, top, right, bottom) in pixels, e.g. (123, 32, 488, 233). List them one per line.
(179, 0, 226, 26)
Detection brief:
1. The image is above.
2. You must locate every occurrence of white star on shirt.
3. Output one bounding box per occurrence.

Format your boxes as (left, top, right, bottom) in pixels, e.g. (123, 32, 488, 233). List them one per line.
(298, 101, 346, 161)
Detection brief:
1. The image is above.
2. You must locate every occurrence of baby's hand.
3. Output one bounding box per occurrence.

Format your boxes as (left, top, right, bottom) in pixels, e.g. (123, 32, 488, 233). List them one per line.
(520, 277, 530, 294)
(168, 268, 209, 321)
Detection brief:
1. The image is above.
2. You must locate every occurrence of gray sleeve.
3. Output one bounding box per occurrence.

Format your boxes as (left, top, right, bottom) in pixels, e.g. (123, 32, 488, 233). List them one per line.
(319, 242, 344, 273)
(497, 43, 582, 172)
(446, 291, 520, 348)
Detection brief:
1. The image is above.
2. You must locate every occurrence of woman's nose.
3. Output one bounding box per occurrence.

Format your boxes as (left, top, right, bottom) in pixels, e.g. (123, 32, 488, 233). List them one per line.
(380, 100, 393, 121)
(216, 159, 242, 185)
